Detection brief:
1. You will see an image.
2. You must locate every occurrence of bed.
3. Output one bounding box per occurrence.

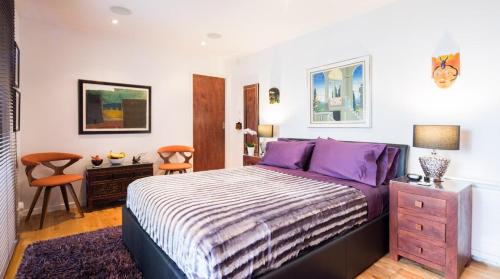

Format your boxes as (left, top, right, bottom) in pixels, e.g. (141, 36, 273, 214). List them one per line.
(123, 140, 408, 279)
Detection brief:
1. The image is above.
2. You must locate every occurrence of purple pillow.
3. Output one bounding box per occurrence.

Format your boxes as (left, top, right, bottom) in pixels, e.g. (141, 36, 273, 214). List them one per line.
(384, 147, 400, 183)
(376, 148, 390, 186)
(259, 141, 314, 170)
(277, 138, 316, 169)
(308, 139, 387, 186)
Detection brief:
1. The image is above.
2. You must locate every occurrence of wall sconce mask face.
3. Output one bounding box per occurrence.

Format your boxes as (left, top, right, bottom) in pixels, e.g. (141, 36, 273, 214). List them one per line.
(432, 53, 460, 89)
(269, 87, 280, 104)
(235, 122, 242, 130)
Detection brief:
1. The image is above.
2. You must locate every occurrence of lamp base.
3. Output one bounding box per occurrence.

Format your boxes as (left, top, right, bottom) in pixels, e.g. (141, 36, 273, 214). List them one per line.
(419, 153, 450, 183)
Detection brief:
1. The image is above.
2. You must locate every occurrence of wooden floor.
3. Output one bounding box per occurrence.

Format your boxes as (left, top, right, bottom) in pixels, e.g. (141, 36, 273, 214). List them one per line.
(5, 206, 500, 279)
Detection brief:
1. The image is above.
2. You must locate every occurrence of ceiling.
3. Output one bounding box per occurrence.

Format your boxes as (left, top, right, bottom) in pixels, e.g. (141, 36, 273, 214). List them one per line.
(17, 0, 396, 57)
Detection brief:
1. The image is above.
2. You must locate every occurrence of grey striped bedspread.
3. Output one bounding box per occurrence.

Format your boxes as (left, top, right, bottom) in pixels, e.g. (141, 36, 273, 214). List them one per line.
(126, 166, 368, 279)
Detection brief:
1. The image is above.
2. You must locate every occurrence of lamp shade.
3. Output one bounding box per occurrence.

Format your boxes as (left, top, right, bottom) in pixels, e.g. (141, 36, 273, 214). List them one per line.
(413, 125, 460, 150)
(257, 124, 274, 138)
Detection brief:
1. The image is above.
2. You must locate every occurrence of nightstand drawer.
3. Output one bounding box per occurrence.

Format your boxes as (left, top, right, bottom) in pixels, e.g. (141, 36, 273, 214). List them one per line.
(398, 231, 445, 266)
(243, 155, 261, 166)
(398, 191, 446, 217)
(398, 213, 446, 242)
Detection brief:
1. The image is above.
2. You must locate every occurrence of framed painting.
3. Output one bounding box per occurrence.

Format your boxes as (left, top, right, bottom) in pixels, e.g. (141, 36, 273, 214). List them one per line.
(308, 56, 371, 127)
(78, 80, 151, 134)
(12, 89, 20, 132)
(14, 42, 20, 88)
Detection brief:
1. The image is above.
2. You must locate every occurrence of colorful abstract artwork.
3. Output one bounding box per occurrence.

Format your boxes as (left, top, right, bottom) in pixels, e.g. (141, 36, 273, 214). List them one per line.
(78, 80, 151, 134)
(308, 56, 371, 127)
(432, 52, 460, 88)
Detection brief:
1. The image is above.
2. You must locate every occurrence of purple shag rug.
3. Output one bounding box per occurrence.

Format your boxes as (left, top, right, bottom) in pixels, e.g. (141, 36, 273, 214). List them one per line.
(16, 226, 142, 279)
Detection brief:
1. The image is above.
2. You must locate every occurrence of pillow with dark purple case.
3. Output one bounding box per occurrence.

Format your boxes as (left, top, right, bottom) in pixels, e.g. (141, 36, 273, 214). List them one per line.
(308, 138, 387, 187)
(259, 140, 315, 170)
(277, 138, 316, 170)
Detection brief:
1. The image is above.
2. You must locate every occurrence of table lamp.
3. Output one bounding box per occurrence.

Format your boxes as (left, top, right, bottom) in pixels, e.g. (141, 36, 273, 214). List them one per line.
(258, 124, 274, 155)
(413, 125, 460, 182)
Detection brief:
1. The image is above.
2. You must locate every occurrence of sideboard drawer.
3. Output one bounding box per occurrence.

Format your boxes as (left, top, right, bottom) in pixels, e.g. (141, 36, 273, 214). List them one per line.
(398, 191, 447, 218)
(92, 180, 123, 197)
(398, 213, 446, 242)
(91, 173, 113, 181)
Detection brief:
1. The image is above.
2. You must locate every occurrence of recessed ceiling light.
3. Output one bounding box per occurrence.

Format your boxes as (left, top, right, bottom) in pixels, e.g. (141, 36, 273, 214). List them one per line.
(201, 41, 207, 47)
(110, 6, 132, 15)
(112, 19, 119, 25)
(206, 33, 222, 39)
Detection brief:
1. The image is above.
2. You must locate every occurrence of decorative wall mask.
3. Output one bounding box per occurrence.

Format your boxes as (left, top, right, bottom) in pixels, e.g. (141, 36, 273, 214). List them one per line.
(269, 87, 280, 104)
(432, 53, 460, 88)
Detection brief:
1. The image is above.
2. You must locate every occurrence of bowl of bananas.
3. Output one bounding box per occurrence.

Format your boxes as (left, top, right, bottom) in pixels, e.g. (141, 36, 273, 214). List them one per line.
(108, 151, 126, 165)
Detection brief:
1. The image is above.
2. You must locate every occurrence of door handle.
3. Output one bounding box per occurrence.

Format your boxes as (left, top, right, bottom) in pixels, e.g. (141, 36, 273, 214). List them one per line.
(222, 121, 225, 130)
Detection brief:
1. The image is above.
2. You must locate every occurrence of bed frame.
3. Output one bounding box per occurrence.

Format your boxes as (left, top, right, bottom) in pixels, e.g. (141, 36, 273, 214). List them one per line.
(123, 141, 408, 279)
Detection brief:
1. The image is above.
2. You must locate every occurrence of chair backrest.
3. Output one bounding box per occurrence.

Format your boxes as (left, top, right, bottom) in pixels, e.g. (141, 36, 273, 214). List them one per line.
(157, 145, 195, 153)
(157, 145, 194, 164)
(21, 152, 82, 183)
(21, 152, 82, 166)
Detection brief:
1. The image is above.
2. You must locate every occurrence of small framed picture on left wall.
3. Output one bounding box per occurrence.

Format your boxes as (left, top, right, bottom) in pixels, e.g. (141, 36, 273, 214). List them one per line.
(13, 89, 20, 132)
(14, 42, 20, 88)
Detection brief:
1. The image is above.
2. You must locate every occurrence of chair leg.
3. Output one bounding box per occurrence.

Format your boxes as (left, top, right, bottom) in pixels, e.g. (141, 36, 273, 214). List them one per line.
(60, 185, 70, 211)
(39, 187, 52, 229)
(25, 187, 43, 223)
(67, 184, 84, 217)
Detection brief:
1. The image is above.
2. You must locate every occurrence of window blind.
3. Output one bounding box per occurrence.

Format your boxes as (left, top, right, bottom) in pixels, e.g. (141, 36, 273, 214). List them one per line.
(0, 0, 17, 277)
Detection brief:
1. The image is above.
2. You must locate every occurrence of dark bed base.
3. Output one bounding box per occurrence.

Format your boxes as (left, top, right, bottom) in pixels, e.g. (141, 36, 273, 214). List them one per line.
(122, 206, 389, 279)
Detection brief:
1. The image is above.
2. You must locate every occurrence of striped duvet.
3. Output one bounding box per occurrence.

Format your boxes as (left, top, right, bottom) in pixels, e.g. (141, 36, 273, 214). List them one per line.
(126, 166, 368, 279)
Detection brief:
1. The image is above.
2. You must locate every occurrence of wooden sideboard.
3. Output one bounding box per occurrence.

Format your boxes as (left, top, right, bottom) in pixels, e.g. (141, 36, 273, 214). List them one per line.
(389, 177, 472, 279)
(85, 162, 153, 210)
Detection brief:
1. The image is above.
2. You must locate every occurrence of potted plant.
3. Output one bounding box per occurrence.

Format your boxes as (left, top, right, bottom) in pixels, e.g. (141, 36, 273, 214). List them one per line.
(243, 128, 257, 155)
(246, 142, 255, 155)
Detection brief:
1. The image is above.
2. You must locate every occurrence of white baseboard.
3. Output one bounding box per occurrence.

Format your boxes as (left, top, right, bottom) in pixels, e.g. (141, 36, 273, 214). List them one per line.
(472, 249, 500, 267)
(18, 201, 78, 218)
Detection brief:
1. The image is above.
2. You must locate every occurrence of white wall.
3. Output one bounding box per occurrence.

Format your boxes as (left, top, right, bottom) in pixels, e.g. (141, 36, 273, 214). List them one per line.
(17, 17, 225, 214)
(226, 0, 500, 266)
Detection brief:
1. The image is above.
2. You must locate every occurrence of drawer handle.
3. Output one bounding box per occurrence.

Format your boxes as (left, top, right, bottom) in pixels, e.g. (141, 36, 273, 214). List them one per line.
(417, 247, 423, 254)
(414, 200, 423, 208)
(415, 224, 423, 231)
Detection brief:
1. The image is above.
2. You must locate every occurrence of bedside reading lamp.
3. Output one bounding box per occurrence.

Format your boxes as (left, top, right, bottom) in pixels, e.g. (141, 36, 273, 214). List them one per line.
(258, 124, 274, 155)
(413, 125, 460, 182)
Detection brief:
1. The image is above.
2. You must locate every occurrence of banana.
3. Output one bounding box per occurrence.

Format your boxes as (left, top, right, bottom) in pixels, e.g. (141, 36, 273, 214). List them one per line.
(108, 151, 126, 159)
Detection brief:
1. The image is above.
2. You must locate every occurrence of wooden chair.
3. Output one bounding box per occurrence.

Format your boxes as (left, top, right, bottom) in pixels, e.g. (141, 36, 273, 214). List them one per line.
(21, 152, 84, 229)
(157, 145, 194, 174)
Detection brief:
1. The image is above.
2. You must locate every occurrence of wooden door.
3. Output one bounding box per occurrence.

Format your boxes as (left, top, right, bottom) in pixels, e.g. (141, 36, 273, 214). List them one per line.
(193, 74, 225, 171)
(244, 84, 259, 155)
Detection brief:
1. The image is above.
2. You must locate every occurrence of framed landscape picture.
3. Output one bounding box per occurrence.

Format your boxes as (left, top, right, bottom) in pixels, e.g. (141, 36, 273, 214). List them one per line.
(78, 80, 151, 134)
(308, 56, 371, 127)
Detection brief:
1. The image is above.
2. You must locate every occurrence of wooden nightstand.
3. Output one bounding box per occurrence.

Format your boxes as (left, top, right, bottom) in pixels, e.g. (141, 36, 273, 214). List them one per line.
(389, 177, 472, 279)
(243, 154, 261, 166)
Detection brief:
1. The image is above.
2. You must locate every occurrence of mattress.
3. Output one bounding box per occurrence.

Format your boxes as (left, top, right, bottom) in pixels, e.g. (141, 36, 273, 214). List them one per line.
(126, 166, 371, 279)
